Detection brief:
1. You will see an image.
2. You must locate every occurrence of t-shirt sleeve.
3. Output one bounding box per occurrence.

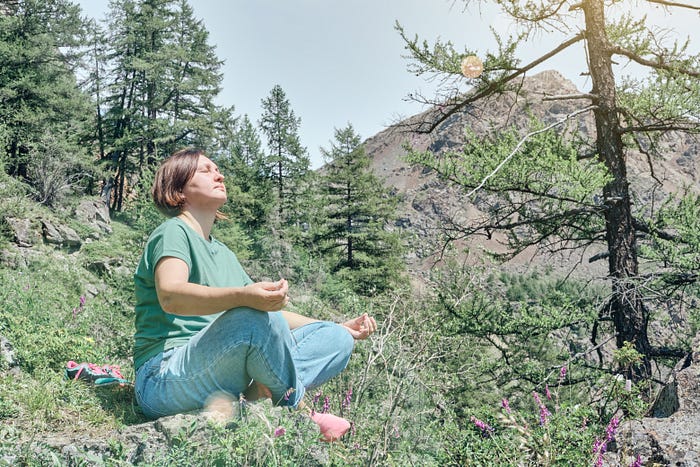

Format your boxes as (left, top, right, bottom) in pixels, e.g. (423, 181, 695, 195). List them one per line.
(148, 223, 192, 272)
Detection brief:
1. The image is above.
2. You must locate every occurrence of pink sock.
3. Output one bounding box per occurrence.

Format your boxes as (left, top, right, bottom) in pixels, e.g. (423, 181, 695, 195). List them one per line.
(310, 412, 351, 442)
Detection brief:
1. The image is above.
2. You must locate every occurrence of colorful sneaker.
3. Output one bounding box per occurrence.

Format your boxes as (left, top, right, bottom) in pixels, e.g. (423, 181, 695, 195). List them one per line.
(64, 361, 130, 387)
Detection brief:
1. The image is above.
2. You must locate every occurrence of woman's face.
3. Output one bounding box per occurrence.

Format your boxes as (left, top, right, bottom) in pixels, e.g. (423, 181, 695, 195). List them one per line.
(181, 155, 227, 211)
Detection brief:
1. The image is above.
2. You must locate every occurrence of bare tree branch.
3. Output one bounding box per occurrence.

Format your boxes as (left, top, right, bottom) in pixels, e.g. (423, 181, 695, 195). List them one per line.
(542, 93, 597, 101)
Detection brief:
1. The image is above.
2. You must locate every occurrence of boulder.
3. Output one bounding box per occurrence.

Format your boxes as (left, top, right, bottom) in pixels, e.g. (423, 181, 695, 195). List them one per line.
(4, 217, 41, 247)
(0, 334, 19, 375)
(613, 337, 700, 465)
(75, 199, 112, 234)
(41, 219, 82, 248)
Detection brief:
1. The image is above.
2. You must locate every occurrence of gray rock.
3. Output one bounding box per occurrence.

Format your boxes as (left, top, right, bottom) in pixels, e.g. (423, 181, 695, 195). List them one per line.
(41, 220, 63, 245)
(75, 199, 112, 234)
(0, 334, 19, 375)
(42, 219, 82, 248)
(57, 223, 82, 247)
(613, 339, 700, 465)
(4, 217, 41, 247)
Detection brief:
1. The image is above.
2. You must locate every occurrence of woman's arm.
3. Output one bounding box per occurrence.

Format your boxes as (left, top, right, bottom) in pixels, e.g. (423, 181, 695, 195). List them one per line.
(155, 256, 289, 316)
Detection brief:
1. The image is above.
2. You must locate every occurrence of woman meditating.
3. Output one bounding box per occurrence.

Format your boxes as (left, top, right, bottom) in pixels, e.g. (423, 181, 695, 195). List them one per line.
(133, 147, 377, 441)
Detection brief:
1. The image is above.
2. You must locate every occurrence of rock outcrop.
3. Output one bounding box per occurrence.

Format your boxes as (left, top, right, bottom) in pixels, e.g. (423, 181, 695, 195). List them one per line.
(611, 337, 700, 465)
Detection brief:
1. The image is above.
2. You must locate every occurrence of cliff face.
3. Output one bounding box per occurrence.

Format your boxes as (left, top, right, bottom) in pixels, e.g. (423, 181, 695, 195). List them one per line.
(363, 70, 699, 277)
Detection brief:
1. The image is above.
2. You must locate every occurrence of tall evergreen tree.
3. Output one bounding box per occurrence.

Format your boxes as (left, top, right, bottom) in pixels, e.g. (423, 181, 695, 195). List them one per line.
(258, 85, 310, 221)
(315, 124, 404, 295)
(214, 113, 274, 234)
(0, 0, 93, 205)
(96, 0, 223, 211)
(399, 0, 699, 381)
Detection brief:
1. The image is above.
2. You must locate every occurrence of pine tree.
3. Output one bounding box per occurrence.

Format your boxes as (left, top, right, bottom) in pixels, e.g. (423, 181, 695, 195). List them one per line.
(214, 113, 274, 234)
(399, 0, 700, 381)
(96, 0, 223, 211)
(0, 0, 94, 206)
(314, 124, 404, 295)
(258, 85, 310, 221)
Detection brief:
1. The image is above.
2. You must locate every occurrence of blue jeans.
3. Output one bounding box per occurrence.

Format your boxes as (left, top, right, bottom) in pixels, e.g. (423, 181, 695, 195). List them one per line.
(134, 309, 354, 419)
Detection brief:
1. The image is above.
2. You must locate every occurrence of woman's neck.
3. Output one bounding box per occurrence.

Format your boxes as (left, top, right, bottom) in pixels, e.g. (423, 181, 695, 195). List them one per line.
(178, 209, 214, 240)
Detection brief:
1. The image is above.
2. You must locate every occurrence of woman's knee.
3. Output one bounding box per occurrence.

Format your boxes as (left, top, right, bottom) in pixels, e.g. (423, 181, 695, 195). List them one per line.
(217, 308, 286, 338)
(328, 323, 354, 367)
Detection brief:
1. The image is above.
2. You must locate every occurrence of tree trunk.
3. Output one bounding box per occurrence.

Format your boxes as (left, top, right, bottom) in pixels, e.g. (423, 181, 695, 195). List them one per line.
(583, 0, 651, 380)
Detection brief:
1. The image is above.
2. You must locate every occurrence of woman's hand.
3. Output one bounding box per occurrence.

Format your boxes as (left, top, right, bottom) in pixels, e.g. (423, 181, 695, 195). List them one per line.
(342, 313, 377, 340)
(242, 279, 289, 312)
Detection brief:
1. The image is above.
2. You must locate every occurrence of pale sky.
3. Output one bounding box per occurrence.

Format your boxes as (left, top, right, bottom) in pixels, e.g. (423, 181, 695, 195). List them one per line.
(76, 0, 698, 167)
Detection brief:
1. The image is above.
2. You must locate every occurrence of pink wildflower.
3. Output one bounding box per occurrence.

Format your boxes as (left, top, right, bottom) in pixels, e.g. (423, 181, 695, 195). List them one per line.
(342, 388, 353, 410)
(559, 366, 567, 383)
(592, 437, 606, 467)
(322, 396, 330, 414)
(630, 454, 642, 467)
(606, 417, 619, 442)
(470, 415, 494, 437)
(273, 426, 286, 437)
(532, 391, 551, 426)
(545, 384, 552, 400)
(593, 416, 620, 467)
(501, 398, 511, 414)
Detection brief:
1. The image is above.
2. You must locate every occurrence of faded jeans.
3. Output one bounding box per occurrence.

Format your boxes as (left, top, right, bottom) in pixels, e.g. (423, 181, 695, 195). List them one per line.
(135, 308, 354, 419)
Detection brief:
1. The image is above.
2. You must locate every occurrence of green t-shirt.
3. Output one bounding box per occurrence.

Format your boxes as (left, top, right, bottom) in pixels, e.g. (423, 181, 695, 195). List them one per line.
(133, 217, 253, 370)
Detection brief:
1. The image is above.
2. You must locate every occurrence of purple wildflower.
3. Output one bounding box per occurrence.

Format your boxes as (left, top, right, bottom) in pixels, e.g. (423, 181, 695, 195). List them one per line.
(312, 390, 322, 405)
(273, 426, 286, 437)
(322, 396, 330, 414)
(593, 437, 606, 467)
(593, 416, 620, 466)
(630, 454, 642, 467)
(470, 415, 494, 437)
(72, 295, 86, 318)
(501, 398, 511, 414)
(545, 384, 552, 400)
(606, 417, 619, 442)
(558, 366, 567, 383)
(342, 388, 353, 410)
(532, 391, 551, 426)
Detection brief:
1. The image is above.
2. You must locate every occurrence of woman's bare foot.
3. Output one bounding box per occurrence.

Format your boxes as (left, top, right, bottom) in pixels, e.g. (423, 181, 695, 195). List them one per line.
(310, 412, 351, 442)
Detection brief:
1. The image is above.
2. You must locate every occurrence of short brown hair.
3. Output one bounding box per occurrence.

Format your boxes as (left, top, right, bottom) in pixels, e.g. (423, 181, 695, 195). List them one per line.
(151, 147, 203, 217)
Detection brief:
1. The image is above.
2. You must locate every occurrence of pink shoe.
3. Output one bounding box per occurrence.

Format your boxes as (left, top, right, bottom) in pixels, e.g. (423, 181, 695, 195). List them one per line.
(310, 412, 351, 442)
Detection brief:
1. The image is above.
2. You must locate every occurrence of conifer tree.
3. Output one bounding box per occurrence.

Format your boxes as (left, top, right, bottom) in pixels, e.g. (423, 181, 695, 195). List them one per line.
(315, 124, 404, 295)
(399, 0, 699, 381)
(258, 85, 310, 222)
(214, 114, 274, 234)
(96, 0, 222, 211)
(0, 0, 94, 205)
